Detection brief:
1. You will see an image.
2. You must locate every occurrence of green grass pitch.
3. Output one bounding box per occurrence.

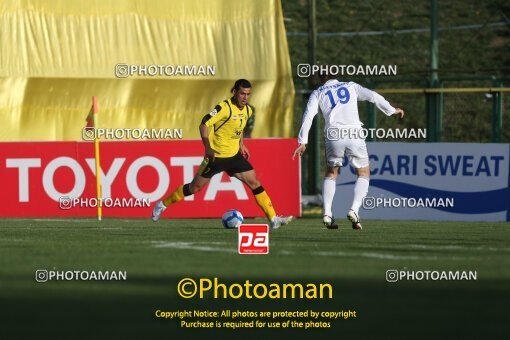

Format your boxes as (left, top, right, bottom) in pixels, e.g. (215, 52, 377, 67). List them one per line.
(0, 217, 508, 339)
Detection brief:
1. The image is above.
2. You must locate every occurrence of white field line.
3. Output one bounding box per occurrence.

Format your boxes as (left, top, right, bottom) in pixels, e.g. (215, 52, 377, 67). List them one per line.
(311, 251, 479, 261)
(360, 244, 509, 252)
(149, 241, 488, 259)
(11, 219, 95, 223)
(150, 241, 236, 253)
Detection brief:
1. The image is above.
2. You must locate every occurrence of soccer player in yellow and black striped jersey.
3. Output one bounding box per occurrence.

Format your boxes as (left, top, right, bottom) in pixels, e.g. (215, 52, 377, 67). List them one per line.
(152, 79, 292, 229)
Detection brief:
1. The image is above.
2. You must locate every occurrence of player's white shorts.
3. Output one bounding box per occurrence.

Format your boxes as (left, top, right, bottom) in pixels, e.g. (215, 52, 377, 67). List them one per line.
(324, 138, 369, 169)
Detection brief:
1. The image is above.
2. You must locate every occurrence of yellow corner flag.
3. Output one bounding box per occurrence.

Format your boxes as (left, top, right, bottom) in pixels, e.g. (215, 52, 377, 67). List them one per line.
(85, 96, 102, 221)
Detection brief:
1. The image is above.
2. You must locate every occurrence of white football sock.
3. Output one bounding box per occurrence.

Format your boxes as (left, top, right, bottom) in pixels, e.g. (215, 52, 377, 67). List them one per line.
(323, 177, 336, 217)
(351, 176, 370, 215)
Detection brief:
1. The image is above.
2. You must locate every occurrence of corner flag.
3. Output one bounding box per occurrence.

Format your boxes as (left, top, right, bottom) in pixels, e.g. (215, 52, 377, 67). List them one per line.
(85, 96, 103, 221)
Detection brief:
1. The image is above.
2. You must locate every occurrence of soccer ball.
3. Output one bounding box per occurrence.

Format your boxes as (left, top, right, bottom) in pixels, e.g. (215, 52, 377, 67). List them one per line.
(222, 209, 244, 229)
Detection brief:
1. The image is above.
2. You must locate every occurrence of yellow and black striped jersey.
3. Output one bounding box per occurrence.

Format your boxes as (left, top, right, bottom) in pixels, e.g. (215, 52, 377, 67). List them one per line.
(202, 98, 253, 158)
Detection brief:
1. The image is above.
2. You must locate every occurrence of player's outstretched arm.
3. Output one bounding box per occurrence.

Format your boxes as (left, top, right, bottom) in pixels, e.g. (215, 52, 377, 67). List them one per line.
(297, 91, 320, 148)
(199, 123, 217, 160)
(292, 144, 307, 160)
(355, 83, 401, 117)
(394, 108, 405, 118)
(239, 134, 250, 159)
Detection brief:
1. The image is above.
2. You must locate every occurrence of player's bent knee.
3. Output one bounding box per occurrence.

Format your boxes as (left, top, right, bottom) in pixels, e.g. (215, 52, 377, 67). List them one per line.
(241, 174, 260, 189)
(357, 169, 370, 177)
(189, 184, 203, 194)
(325, 167, 339, 177)
(324, 169, 338, 178)
(355, 165, 370, 176)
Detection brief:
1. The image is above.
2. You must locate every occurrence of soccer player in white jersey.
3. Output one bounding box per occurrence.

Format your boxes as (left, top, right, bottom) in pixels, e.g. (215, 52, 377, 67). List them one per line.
(293, 74, 404, 230)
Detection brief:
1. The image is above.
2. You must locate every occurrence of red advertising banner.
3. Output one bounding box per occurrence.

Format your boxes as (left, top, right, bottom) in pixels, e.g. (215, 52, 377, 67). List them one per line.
(0, 139, 301, 218)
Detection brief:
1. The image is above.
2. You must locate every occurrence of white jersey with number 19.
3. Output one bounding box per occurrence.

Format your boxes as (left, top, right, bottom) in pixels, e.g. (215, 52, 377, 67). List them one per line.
(297, 79, 396, 144)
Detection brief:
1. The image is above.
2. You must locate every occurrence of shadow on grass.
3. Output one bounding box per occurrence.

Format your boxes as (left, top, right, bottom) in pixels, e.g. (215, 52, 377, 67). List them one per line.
(1, 276, 508, 339)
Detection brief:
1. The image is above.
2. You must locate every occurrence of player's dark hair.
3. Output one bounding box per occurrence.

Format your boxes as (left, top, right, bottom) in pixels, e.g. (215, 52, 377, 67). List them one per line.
(319, 70, 336, 83)
(231, 79, 252, 92)
(313, 62, 335, 84)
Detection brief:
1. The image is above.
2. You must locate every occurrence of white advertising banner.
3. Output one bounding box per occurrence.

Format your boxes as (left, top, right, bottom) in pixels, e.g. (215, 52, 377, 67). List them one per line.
(333, 143, 509, 221)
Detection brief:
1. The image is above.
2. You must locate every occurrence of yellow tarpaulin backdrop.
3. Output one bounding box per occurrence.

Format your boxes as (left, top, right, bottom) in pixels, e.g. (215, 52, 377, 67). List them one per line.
(0, 0, 294, 141)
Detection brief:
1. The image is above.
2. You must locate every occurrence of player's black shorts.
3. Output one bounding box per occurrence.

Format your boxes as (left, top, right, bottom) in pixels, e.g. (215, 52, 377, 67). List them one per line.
(199, 152, 253, 178)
